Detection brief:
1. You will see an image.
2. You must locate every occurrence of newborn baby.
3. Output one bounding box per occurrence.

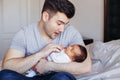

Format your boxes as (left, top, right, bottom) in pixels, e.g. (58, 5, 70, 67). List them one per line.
(26, 44, 87, 77)
(47, 44, 87, 63)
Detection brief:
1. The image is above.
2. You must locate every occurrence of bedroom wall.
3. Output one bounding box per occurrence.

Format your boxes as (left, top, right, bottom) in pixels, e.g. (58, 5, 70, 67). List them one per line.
(70, 0, 104, 41)
(0, 0, 41, 61)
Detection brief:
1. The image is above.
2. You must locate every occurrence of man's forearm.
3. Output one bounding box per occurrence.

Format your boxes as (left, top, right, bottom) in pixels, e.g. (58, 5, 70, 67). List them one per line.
(48, 53, 92, 75)
(49, 62, 91, 75)
(2, 52, 44, 73)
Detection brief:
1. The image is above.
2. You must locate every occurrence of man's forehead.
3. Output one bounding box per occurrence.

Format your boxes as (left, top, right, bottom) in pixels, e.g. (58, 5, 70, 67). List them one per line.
(54, 12, 70, 23)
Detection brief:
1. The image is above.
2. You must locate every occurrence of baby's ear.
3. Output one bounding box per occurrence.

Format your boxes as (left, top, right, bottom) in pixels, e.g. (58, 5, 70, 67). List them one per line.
(71, 57, 75, 61)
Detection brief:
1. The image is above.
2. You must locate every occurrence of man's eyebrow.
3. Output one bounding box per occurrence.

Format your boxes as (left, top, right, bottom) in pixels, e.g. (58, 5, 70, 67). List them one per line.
(58, 20, 69, 25)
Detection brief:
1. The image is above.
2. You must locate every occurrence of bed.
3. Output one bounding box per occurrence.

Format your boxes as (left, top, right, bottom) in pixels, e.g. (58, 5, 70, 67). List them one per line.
(76, 39, 120, 80)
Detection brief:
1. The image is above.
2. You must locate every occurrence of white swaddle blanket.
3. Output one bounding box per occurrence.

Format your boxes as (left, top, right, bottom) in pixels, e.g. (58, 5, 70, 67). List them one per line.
(47, 49, 71, 63)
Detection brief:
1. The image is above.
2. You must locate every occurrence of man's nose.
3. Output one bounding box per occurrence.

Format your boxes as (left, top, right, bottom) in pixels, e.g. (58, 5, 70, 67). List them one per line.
(59, 25, 65, 32)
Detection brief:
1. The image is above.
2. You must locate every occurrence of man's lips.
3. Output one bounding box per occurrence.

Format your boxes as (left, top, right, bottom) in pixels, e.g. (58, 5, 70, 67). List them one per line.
(54, 32, 59, 35)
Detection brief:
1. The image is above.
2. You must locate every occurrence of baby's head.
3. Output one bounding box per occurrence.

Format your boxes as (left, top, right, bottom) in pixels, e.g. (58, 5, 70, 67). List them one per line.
(65, 44, 87, 62)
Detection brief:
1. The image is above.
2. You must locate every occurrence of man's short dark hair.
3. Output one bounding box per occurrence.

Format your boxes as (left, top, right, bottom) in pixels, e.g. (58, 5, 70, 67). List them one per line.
(74, 45, 87, 62)
(42, 0, 75, 19)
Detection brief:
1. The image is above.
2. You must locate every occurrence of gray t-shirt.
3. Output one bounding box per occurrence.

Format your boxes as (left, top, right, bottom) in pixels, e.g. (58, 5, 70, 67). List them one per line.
(10, 23, 84, 56)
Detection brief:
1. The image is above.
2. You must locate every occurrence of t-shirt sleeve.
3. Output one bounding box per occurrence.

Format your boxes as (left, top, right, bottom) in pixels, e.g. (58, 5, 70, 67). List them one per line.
(10, 29, 26, 54)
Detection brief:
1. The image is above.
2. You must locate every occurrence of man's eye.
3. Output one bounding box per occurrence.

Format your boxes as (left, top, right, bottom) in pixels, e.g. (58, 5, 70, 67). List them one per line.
(57, 23, 61, 25)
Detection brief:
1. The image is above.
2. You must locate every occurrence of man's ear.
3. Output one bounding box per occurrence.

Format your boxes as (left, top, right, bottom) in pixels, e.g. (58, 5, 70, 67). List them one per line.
(42, 11, 49, 22)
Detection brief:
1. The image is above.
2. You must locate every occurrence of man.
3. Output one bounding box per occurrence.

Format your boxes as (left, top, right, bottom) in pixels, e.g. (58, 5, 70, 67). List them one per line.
(0, 0, 91, 80)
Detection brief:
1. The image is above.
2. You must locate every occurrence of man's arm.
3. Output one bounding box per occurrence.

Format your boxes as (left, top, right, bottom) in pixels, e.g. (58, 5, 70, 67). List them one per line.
(36, 50, 92, 75)
(2, 48, 44, 73)
(52, 51, 92, 75)
(2, 44, 63, 73)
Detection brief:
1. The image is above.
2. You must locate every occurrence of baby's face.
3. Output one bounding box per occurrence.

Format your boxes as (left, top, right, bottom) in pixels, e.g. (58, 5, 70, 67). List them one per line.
(65, 45, 81, 60)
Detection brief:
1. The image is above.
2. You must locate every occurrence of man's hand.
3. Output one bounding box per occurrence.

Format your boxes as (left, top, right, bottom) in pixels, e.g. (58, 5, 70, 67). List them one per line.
(40, 44, 64, 58)
(34, 44, 64, 74)
(35, 59, 51, 74)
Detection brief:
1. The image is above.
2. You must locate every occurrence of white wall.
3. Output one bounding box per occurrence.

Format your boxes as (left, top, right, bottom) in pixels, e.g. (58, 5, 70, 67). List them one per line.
(0, 0, 41, 60)
(70, 0, 104, 41)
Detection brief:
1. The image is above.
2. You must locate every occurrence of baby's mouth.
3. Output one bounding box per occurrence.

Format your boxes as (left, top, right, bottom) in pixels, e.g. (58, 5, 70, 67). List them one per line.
(64, 47, 67, 49)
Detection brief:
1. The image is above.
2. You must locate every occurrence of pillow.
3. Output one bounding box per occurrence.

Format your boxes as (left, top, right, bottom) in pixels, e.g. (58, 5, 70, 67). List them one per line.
(105, 39, 120, 45)
(86, 40, 120, 58)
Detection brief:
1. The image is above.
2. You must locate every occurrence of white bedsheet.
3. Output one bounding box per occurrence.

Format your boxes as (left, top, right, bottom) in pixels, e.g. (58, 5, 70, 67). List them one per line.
(76, 39, 120, 80)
